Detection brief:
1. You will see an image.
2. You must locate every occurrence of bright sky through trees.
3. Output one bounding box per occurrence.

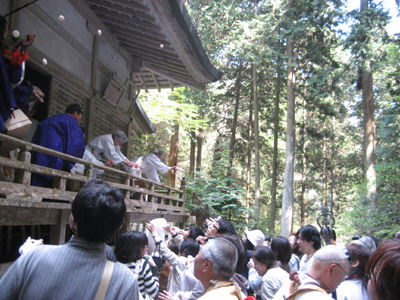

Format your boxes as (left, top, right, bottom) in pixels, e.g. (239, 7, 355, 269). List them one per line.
(346, 0, 400, 35)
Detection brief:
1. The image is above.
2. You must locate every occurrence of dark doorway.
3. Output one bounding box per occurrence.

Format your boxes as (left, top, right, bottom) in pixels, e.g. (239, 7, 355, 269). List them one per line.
(22, 62, 52, 123)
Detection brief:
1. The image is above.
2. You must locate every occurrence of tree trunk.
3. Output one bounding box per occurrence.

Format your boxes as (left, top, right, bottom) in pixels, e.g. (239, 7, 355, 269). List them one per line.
(189, 131, 196, 179)
(196, 111, 204, 172)
(331, 116, 337, 216)
(301, 97, 307, 226)
(360, 0, 376, 201)
(229, 58, 243, 171)
(168, 124, 179, 187)
(270, 39, 281, 234)
(253, 63, 261, 227)
(322, 124, 327, 206)
(246, 100, 253, 225)
(280, 37, 296, 238)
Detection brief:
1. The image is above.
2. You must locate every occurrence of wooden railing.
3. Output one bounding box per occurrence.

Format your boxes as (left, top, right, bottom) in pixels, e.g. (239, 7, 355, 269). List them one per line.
(0, 133, 187, 216)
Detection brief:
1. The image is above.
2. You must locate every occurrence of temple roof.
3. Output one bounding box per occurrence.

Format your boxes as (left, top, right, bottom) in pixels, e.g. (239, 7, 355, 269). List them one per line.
(75, 0, 223, 91)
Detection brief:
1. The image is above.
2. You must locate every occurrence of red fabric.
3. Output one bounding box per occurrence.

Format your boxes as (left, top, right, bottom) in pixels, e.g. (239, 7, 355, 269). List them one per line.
(3, 49, 29, 65)
(244, 297, 256, 300)
(69, 114, 79, 122)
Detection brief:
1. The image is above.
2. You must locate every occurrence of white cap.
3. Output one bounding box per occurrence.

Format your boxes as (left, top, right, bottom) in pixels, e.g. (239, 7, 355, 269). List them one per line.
(245, 229, 265, 247)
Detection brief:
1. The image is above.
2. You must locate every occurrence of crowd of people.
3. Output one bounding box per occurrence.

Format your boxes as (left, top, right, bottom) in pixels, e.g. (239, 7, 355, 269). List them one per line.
(1, 178, 399, 300)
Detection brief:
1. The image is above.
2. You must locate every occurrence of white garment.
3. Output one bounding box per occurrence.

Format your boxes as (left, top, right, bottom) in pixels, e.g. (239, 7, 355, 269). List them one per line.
(158, 240, 188, 294)
(136, 153, 171, 182)
(292, 290, 332, 300)
(299, 253, 315, 273)
(248, 267, 262, 292)
(289, 273, 331, 300)
(336, 279, 369, 300)
(260, 267, 290, 300)
(88, 134, 127, 165)
(272, 259, 313, 300)
(180, 261, 202, 293)
(71, 149, 105, 177)
(289, 254, 300, 272)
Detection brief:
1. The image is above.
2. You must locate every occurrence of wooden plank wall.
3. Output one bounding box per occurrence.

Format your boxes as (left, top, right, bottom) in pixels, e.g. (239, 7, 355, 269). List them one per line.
(49, 77, 89, 117)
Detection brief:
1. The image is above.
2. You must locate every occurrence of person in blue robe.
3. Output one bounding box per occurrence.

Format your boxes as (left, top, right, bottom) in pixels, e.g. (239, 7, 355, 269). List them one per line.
(0, 15, 36, 133)
(30, 104, 85, 187)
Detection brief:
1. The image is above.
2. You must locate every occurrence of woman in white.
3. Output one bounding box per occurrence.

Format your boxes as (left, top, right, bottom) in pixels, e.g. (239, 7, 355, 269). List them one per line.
(252, 246, 289, 300)
(336, 243, 371, 300)
(135, 150, 183, 184)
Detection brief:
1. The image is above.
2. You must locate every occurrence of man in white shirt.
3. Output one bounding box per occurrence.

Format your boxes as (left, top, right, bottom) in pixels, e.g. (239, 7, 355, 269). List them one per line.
(87, 130, 140, 175)
(135, 150, 183, 184)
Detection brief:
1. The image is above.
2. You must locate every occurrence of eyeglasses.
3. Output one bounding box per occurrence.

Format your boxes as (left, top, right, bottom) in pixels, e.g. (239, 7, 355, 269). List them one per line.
(208, 223, 218, 230)
(334, 263, 349, 276)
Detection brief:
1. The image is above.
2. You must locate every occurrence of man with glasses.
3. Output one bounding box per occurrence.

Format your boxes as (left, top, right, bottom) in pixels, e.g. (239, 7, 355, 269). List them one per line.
(285, 245, 351, 300)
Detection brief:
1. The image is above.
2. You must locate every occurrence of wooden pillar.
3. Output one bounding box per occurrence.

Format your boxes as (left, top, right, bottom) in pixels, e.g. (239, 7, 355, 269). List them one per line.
(168, 124, 179, 187)
(50, 209, 70, 245)
(86, 34, 100, 142)
(180, 177, 186, 209)
(15, 145, 32, 185)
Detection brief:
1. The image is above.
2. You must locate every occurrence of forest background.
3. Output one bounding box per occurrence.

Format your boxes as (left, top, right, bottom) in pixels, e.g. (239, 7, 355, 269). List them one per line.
(129, 0, 400, 244)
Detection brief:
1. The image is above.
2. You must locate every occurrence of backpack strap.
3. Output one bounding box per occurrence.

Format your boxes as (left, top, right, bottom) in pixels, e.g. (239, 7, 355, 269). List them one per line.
(94, 260, 114, 300)
(285, 283, 327, 300)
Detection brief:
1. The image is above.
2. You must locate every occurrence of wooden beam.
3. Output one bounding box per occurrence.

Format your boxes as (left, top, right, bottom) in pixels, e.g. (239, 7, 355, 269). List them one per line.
(168, 79, 174, 91)
(86, 0, 154, 22)
(151, 72, 161, 92)
(89, 7, 161, 34)
(143, 63, 205, 91)
(0, 206, 63, 226)
(138, 71, 148, 92)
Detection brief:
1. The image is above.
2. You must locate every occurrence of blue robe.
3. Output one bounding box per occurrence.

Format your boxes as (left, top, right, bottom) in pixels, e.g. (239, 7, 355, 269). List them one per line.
(0, 55, 22, 133)
(31, 113, 85, 187)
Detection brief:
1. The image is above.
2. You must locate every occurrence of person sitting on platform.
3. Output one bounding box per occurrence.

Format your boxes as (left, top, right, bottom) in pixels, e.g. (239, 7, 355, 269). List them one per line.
(134, 150, 184, 185)
(0, 179, 140, 300)
(30, 103, 85, 187)
(87, 130, 140, 176)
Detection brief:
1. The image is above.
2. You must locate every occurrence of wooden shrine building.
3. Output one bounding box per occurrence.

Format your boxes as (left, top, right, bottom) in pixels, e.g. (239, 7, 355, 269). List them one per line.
(0, 0, 222, 271)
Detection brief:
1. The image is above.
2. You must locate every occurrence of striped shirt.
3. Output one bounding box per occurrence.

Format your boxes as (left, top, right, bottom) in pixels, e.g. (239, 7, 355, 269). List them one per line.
(127, 259, 159, 299)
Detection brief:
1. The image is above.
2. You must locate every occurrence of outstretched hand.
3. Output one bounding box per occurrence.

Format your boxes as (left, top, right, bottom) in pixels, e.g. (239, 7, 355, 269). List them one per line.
(105, 160, 114, 167)
(22, 33, 36, 47)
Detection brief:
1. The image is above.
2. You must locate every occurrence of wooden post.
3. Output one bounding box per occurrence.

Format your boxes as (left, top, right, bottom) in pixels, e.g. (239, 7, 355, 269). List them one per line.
(168, 124, 179, 187)
(180, 177, 186, 209)
(15, 145, 32, 185)
(50, 209, 70, 245)
(53, 177, 67, 191)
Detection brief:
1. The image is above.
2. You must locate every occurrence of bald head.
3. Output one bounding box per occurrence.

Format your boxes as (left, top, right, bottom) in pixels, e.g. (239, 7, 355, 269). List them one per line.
(308, 245, 350, 293)
(314, 245, 348, 262)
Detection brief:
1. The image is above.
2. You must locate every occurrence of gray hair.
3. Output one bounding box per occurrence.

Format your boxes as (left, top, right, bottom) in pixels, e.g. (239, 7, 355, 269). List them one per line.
(152, 149, 164, 157)
(201, 237, 238, 280)
(112, 130, 127, 143)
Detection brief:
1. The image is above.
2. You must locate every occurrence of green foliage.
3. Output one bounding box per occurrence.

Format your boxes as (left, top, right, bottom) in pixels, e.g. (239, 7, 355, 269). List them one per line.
(186, 150, 251, 229)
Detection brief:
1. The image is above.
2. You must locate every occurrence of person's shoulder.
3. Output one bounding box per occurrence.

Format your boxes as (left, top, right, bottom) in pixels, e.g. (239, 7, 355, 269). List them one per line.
(113, 261, 137, 282)
(295, 289, 331, 300)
